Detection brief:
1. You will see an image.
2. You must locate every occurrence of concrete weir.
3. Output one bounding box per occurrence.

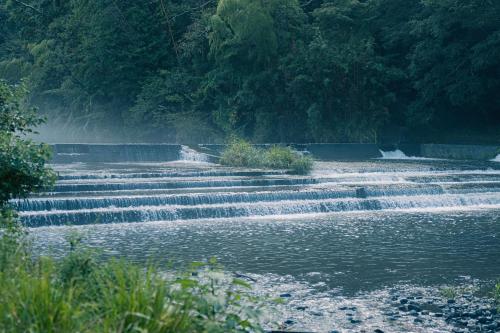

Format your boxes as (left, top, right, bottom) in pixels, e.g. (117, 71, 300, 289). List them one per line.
(51, 144, 181, 163)
(302, 143, 382, 160)
(49, 143, 500, 163)
(420, 144, 500, 160)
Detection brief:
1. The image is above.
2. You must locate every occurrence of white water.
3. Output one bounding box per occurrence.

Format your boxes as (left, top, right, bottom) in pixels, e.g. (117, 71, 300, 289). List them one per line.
(179, 145, 209, 162)
(491, 154, 500, 162)
(379, 149, 410, 159)
(378, 149, 439, 160)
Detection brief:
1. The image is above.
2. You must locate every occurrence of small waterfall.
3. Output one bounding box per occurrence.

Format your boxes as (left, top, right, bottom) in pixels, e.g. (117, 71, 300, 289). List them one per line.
(179, 145, 209, 162)
(379, 150, 411, 159)
(491, 154, 500, 162)
(19, 192, 500, 227)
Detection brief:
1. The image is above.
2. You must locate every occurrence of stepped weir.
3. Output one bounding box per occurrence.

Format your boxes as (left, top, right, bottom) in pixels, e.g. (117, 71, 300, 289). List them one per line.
(16, 144, 500, 227)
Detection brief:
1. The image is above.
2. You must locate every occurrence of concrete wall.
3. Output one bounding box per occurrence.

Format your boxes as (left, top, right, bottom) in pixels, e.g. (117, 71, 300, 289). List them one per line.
(420, 144, 500, 160)
(50, 143, 500, 163)
(51, 144, 181, 163)
(303, 143, 382, 160)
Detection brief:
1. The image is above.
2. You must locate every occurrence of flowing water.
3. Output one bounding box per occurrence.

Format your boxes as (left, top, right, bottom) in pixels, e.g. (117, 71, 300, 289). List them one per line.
(19, 151, 500, 332)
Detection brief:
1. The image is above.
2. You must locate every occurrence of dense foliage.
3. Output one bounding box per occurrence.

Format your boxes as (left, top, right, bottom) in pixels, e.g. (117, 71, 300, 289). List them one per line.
(0, 0, 499, 143)
(220, 140, 313, 174)
(0, 214, 265, 332)
(0, 80, 55, 208)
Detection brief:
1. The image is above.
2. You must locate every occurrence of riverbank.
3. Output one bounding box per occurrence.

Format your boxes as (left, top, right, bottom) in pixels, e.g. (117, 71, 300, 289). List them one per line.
(0, 212, 265, 333)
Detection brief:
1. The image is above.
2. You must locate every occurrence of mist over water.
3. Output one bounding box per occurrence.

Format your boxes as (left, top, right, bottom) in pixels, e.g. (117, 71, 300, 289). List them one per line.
(32, 120, 131, 143)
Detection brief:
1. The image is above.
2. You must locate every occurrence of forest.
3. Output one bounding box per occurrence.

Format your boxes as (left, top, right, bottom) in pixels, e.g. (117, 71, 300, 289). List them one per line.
(1, 0, 499, 144)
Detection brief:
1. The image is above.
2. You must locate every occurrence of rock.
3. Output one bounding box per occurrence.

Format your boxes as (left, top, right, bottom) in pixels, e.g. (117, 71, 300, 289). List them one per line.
(435, 313, 444, 317)
(461, 312, 472, 318)
(284, 319, 295, 326)
(296, 306, 307, 311)
(374, 329, 384, 333)
(469, 311, 480, 318)
(448, 299, 456, 304)
(350, 319, 362, 324)
(279, 293, 291, 298)
(408, 304, 421, 312)
(339, 306, 349, 310)
(400, 298, 409, 304)
(409, 310, 419, 317)
(399, 305, 408, 312)
(414, 318, 423, 323)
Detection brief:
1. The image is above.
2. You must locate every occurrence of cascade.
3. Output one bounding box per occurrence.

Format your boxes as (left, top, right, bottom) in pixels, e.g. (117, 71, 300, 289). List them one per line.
(15, 144, 500, 227)
(179, 145, 209, 162)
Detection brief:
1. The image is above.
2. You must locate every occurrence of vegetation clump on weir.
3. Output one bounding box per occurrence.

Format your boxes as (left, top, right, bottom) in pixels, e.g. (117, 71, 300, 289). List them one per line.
(220, 139, 313, 175)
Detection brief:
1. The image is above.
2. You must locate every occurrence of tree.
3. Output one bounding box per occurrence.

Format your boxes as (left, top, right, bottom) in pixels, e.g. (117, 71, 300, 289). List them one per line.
(407, 0, 500, 141)
(0, 80, 55, 208)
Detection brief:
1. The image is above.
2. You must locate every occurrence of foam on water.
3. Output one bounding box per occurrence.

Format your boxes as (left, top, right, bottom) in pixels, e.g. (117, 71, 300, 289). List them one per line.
(178, 145, 210, 162)
(379, 149, 411, 159)
(491, 154, 500, 162)
(378, 149, 440, 160)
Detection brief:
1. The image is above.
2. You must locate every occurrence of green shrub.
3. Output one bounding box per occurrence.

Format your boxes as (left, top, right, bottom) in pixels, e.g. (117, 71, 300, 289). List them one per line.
(220, 140, 314, 174)
(220, 139, 261, 168)
(290, 155, 313, 175)
(262, 146, 296, 169)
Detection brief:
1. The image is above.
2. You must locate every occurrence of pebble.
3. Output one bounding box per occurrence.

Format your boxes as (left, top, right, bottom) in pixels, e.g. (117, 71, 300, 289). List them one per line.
(381, 290, 500, 333)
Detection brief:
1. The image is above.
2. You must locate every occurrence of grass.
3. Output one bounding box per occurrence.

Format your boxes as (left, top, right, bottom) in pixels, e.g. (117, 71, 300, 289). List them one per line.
(0, 210, 265, 333)
(439, 287, 458, 299)
(494, 282, 500, 307)
(220, 139, 313, 175)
